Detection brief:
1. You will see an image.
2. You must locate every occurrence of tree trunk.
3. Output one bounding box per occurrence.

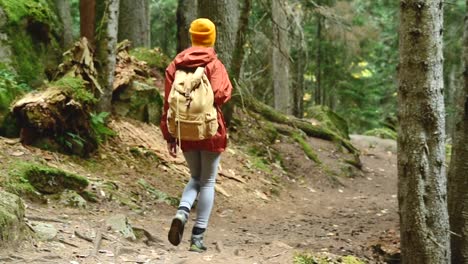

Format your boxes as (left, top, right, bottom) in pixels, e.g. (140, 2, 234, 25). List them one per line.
(96, 0, 120, 112)
(291, 5, 307, 118)
(448, 1, 468, 262)
(271, 0, 291, 114)
(80, 0, 96, 43)
(398, 0, 449, 263)
(118, 0, 150, 48)
(230, 0, 251, 82)
(176, 0, 198, 53)
(197, 0, 240, 127)
(197, 0, 240, 73)
(314, 14, 322, 105)
(55, 0, 73, 48)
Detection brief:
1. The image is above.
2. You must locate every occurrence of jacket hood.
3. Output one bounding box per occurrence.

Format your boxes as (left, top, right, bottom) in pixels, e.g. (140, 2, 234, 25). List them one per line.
(173, 47, 217, 68)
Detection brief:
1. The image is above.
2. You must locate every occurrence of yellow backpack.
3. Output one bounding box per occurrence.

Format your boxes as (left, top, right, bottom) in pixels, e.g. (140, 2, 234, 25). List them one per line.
(167, 67, 218, 141)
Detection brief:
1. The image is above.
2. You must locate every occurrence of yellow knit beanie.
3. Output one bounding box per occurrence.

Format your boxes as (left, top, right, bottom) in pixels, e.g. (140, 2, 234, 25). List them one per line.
(189, 18, 216, 47)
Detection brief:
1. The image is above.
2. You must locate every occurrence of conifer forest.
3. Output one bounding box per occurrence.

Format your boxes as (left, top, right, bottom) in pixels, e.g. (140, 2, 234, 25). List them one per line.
(0, 0, 467, 263)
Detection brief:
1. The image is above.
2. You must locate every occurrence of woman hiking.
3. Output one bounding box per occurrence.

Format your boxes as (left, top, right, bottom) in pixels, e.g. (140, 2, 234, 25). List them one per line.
(160, 18, 232, 252)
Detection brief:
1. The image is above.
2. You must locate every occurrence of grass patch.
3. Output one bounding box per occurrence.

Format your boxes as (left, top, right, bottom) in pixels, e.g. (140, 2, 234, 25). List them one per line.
(294, 253, 365, 264)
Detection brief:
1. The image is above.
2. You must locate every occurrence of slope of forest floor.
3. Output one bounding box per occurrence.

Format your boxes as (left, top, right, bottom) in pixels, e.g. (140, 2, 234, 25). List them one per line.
(0, 117, 399, 264)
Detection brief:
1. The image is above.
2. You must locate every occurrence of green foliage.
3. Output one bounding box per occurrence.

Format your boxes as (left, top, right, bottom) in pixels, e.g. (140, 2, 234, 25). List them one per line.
(0, 68, 30, 137)
(58, 132, 85, 150)
(90, 112, 116, 144)
(364, 128, 397, 140)
(130, 47, 171, 70)
(150, 0, 177, 57)
(0, 68, 31, 112)
(52, 77, 97, 105)
(294, 253, 316, 264)
(446, 143, 452, 165)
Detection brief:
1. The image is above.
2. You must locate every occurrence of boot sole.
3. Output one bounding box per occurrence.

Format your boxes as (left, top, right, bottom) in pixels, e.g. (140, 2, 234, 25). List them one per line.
(168, 218, 184, 246)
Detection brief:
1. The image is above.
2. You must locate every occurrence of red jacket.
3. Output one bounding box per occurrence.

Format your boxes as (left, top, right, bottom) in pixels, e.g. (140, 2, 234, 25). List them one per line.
(160, 47, 233, 152)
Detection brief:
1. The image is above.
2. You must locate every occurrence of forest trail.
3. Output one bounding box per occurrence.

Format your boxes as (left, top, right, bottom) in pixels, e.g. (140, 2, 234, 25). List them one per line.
(0, 121, 399, 264)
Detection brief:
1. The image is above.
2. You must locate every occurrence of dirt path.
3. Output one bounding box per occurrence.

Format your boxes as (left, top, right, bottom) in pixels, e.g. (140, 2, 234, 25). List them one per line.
(0, 134, 399, 264)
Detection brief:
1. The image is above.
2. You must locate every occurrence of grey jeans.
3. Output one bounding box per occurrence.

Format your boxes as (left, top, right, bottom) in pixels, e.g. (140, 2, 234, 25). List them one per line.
(179, 150, 221, 229)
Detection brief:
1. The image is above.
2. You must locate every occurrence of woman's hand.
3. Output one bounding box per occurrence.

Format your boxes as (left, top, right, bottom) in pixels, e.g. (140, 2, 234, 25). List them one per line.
(167, 142, 177, 157)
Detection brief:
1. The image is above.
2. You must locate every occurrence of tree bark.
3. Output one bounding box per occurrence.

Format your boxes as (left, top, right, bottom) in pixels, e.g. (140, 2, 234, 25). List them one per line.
(314, 14, 322, 105)
(230, 0, 251, 82)
(176, 0, 198, 53)
(80, 0, 96, 43)
(197, 0, 240, 127)
(271, 0, 291, 114)
(55, 0, 73, 48)
(197, 0, 240, 73)
(397, 1, 449, 263)
(118, 0, 150, 48)
(96, 0, 120, 112)
(448, 1, 468, 262)
(291, 4, 307, 118)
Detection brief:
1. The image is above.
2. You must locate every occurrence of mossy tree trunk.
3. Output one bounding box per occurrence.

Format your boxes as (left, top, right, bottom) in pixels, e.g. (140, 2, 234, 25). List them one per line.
(243, 89, 359, 157)
(95, 0, 120, 112)
(118, 0, 150, 48)
(448, 1, 468, 262)
(397, 0, 449, 263)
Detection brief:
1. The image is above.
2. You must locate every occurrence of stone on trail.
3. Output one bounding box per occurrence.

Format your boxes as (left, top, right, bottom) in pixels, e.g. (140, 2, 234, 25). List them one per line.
(106, 214, 136, 241)
(0, 191, 29, 246)
(29, 222, 58, 241)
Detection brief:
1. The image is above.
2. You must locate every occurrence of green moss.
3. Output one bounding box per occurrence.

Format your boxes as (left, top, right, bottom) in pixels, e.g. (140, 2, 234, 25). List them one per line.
(130, 47, 170, 70)
(3, 162, 89, 196)
(0, 191, 29, 244)
(3, 163, 44, 202)
(307, 105, 350, 140)
(1, 0, 61, 85)
(25, 163, 89, 194)
(52, 77, 97, 105)
(364, 128, 397, 140)
(292, 133, 321, 164)
(9, 30, 45, 84)
(247, 147, 272, 173)
(0, 0, 58, 25)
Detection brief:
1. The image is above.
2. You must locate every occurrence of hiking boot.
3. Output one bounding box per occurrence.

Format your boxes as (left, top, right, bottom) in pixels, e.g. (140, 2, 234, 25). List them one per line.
(189, 233, 207, 252)
(168, 211, 188, 246)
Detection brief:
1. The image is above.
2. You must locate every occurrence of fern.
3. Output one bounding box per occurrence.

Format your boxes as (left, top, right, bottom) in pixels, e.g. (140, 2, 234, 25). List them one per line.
(90, 112, 116, 144)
